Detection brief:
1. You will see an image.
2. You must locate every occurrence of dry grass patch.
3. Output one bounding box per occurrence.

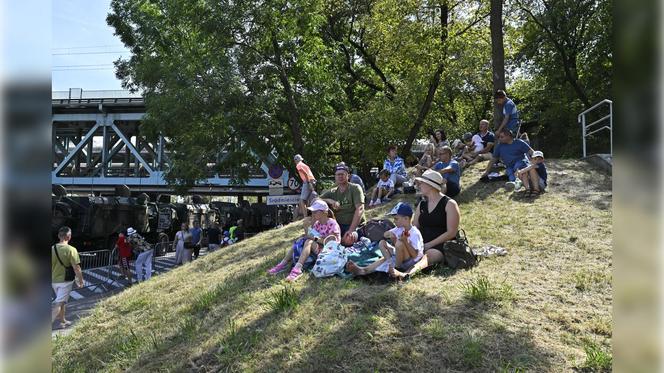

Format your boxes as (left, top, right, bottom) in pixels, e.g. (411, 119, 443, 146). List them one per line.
(52, 159, 612, 372)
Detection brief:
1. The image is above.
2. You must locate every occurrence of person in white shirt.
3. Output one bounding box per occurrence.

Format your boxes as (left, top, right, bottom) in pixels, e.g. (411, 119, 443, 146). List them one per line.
(369, 169, 395, 207)
(346, 202, 423, 276)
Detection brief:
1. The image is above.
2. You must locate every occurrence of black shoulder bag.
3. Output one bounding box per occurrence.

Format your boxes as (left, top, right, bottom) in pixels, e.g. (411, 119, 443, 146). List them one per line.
(53, 245, 76, 281)
(442, 229, 479, 270)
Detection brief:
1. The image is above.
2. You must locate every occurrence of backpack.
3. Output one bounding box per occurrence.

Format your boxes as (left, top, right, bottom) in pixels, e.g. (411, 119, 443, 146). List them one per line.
(442, 229, 479, 269)
(312, 238, 348, 278)
(360, 219, 396, 242)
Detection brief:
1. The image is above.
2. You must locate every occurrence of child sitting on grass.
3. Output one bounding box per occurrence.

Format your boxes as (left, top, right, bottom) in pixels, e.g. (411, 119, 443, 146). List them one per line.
(515, 150, 547, 196)
(414, 143, 435, 176)
(369, 169, 395, 207)
(268, 199, 341, 282)
(346, 202, 424, 276)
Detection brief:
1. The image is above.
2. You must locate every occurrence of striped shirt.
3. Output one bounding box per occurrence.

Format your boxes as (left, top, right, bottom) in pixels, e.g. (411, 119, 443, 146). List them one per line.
(383, 157, 407, 177)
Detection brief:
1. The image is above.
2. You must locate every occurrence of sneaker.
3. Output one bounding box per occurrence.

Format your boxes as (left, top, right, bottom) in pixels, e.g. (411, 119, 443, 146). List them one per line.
(268, 261, 288, 275)
(286, 266, 303, 282)
(368, 200, 375, 207)
(60, 320, 72, 329)
(504, 181, 516, 191)
(375, 198, 382, 205)
(514, 180, 523, 191)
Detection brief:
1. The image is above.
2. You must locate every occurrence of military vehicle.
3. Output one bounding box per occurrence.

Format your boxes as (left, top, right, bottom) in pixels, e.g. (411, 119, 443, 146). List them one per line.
(153, 196, 220, 254)
(51, 185, 151, 252)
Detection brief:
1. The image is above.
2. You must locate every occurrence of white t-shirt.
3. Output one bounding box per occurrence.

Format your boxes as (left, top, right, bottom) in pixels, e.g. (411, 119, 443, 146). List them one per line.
(388, 225, 424, 261)
(471, 134, 484, 152)
(377, 178, 395, 190)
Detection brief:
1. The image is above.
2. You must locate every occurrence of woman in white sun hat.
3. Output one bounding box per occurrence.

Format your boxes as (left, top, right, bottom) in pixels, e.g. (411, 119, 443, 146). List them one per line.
(389, 169, 460, 280)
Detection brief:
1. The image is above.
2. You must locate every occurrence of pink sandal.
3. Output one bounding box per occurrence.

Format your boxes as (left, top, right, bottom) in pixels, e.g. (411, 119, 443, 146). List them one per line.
(268, 262, 288, 275)
(286, 266, 303, 282)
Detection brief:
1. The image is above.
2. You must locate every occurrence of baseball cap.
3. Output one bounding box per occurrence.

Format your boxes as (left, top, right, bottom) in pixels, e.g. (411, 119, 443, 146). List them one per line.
(462, 132, 473, 142)
(532, 150, 544, 159)
(387, 202, 414, 217)
(334, 163, 350, 173)
(307, 199, 329, 212)
(294, 154, 304, 162)
(127, 227, 137, 236)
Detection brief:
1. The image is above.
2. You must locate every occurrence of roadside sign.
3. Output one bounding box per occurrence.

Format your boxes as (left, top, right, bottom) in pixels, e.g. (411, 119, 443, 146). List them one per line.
(268, 164, 284, 179)
(268, 178, 284, 196)
(266, 195, 300, 205)
(288, 177, 301, 190)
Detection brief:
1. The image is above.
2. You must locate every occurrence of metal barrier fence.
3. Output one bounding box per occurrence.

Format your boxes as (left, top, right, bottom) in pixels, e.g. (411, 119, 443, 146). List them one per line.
(78, 249, 116, 293)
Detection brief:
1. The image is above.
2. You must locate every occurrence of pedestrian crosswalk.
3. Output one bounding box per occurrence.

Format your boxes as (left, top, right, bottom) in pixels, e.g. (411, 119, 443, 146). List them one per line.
(68, 248, 211, 300)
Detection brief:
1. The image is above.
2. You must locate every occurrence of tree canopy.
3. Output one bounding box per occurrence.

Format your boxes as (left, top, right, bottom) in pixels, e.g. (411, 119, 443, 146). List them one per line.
(107, 0, 612, 187)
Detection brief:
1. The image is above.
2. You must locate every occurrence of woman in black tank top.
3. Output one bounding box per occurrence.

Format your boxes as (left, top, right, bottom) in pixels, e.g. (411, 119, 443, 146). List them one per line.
(390, 170, 460, 280)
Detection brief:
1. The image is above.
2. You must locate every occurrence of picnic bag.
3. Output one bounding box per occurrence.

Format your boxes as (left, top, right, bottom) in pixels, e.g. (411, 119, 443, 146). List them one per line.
(442, 229, 478, 269)
(53, 245, 76, 281)
(360, 219, 396, 242)
(312, 237, 347, 278)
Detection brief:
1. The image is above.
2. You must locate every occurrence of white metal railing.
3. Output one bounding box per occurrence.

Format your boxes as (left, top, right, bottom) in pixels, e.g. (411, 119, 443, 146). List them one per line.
(578, 99, 612, 157)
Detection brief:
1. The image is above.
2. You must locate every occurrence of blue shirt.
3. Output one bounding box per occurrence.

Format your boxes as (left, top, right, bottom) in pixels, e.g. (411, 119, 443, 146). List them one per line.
(383, 157, 407, 177)
(535, 162, 548, 186)
(503, 98, 520, 132)
(479, 131, 495, 149)
(494, 139, 531, 168)
(350, 174, 365, 192)
(190, 227, 202, 243)
(434, 160, 461, 185)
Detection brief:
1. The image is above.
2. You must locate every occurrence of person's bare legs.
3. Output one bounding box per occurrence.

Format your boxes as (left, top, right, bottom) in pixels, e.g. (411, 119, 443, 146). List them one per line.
(528, 168, 541, 192)
(370, 188, 379, 203)
(296, 240, 317, 267)
(51, 303, 62, 323)
(390, 248, 444, 279)
(58, 304, 67, 323)
(518, 170, 530, 192)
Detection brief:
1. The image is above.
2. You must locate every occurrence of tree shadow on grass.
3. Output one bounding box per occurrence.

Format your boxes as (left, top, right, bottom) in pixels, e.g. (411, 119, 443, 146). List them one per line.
(456, 179, 507, 204)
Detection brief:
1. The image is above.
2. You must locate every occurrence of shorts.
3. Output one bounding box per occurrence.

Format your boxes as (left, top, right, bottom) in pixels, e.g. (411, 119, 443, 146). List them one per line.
(539, 177, 547, 191)
(52, 281, 74, 304)
(444, 181, 461, 198)
(300, 181, 316, 201)
(292, 237, 318, 269)
(118, 256, 130, 271)
(506, 159, 529, 182)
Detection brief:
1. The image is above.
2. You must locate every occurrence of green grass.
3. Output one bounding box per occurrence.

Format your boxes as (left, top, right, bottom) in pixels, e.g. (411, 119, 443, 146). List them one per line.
(52, 159, 612, 372)
(581, 339, 612, 371)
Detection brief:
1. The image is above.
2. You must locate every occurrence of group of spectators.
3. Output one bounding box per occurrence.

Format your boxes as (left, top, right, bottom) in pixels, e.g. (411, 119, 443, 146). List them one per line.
(276, 89, 549, 282)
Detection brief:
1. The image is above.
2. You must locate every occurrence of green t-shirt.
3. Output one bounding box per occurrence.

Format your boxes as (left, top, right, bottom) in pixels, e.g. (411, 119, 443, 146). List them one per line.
(51, 243, 80, 283)
(321, 183, 366, 226)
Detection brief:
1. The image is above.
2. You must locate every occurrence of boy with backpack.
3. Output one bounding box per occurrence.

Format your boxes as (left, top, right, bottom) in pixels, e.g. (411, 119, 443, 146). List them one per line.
(346, 202, 423, 276)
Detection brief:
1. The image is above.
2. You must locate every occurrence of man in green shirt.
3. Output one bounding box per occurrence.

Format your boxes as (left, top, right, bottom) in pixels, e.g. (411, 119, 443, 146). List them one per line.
(321, 163, 366, 243)
(52, 226, 84, 329)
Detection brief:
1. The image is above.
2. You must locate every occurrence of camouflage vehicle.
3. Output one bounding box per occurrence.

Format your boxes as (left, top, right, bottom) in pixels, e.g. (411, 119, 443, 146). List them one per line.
(51, 185, 151, 252)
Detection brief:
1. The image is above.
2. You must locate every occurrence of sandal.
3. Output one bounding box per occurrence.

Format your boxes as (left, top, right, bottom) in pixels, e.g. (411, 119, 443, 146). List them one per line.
(531, 189, 542, 196)
(285, 266, 303, 282)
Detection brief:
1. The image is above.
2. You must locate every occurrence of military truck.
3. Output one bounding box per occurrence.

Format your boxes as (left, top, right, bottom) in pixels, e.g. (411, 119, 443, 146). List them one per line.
(51, 185, 151, 252)
(153, 196, 220, 254)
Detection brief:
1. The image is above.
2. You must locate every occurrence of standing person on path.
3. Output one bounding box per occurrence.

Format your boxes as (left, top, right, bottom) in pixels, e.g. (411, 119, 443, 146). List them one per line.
(114, 231, 133, 285)
(51, 226, 84, 329)
(207, 222, 222, 252)
(294, 154, 317, 219)
(172, 223, 191, 265)
(127, 227, 154, 282)
(190, 220, 202, 260)
(383, 145, 408, 189)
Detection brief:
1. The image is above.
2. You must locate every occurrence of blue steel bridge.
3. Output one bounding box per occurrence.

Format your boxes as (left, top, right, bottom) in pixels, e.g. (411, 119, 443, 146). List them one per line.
(52, 89, 290, 195)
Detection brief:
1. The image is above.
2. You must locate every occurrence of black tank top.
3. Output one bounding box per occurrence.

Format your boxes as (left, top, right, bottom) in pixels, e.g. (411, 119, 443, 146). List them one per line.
(418, 195, 450, 252)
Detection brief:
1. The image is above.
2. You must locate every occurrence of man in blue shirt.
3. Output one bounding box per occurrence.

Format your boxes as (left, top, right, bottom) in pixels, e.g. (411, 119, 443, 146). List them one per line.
(433, 146, 462, 198)
(482, 128, 535, 189)
(494, 90, 520, 136)
(190, 220, 202, 259)
(383, 145, 407, 188)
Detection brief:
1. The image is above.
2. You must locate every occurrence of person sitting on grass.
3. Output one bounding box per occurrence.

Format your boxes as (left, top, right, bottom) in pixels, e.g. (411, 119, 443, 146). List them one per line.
(516, 150, 547, 196)
(460, 131, 484, 168)
(433, 146, 462, 198)
(268, 199, 341, 282)
(469, 119, 496, 164)
(346, 202, 423, 276)
(389, 170, 460, 280)
(415, 143, 435, 176)
(369, 169, 395, 207)
(481, 128, 535, 193)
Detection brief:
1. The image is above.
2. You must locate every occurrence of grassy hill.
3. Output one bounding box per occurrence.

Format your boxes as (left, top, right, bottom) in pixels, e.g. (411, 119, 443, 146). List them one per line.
(52, 159, 612, 372)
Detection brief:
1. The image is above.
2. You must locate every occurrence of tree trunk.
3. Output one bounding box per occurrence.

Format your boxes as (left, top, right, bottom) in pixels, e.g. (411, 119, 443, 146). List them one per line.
(271, 34, 304, 155)
(402, 1, 449, 159)
(490, 0, 506, 128)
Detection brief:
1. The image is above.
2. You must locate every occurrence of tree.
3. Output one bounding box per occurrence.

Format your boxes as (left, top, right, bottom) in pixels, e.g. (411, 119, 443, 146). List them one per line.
(490, 0, 506, 127)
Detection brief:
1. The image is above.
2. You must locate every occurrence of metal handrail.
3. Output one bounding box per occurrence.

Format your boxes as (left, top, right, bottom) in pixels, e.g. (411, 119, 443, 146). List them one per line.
(578, 99, 612, 157)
